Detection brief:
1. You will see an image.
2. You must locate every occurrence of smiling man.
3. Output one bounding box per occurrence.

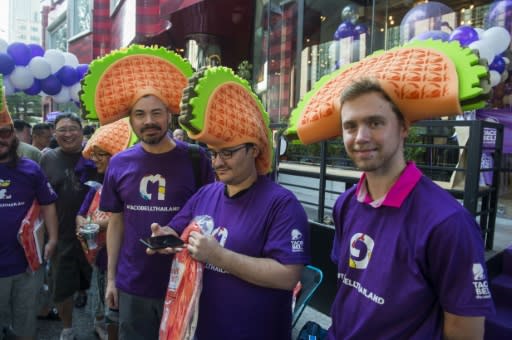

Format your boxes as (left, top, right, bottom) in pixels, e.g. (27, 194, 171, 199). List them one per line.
(40, 112, 98, 340)
(327, 79, 494, 339)
(84, 47, 215, 340)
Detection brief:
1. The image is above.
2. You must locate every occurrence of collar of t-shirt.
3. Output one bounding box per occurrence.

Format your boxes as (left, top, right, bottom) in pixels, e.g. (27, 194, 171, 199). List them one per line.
(355, 161, 422, 208)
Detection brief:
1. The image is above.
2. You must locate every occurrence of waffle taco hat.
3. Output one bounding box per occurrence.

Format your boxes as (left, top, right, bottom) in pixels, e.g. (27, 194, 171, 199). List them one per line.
(0, 76, 13, 129)
(179, 67, 272, 175)
(82, 118, 138, 159)
(80, 45, 194, 125)
(286, 39, 491, 144)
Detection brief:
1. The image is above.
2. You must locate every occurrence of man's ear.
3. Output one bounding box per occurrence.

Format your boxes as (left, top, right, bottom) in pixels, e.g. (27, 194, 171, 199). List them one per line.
(251, 144, 260, 159)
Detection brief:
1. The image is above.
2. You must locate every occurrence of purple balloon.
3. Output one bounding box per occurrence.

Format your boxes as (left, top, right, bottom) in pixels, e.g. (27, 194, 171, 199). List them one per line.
(415, 30, 450, 41)
(56, 65, 79, 86)
(40, 74, 62, 96)
(28, 44, 45, 58)
(354, 23, 369, 36)
(334, 21, 356, 40)
(76, 64, 89, 79)
(7, 42, 32, 66)
(490, 55, 507, 73)
(486, 0, 512, 31)
(449, 25, 479, 46)
(0, 53, 15, 75)
(24, 79, 42, 95)
(400, 2, 453, 43)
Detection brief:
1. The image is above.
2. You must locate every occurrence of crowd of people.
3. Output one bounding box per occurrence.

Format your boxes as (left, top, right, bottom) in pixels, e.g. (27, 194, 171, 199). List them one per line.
(0, 44, 496, 340)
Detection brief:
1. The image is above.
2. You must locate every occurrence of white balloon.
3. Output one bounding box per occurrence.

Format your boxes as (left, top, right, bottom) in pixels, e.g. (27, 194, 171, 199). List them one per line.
(28, 56, 51, 79)
(44, 49, 65, 73)
(63, 52, 79, 67)
(502, 70, 509, 82)
(482, 26, 511, 55)
(0, 38, 7, 53)
(70, 82, 81, 102)
(469, 40, 495, 64)
(3, 77, 15, 95)
(489, 70, 501, 87)
(53, 86, 71, 103)
(504, 57, 510, 64)
(10, 66, 34, 90)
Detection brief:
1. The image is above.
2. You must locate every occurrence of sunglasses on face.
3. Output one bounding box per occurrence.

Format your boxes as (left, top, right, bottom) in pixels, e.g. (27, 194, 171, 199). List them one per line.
(0, 128, 14, 139)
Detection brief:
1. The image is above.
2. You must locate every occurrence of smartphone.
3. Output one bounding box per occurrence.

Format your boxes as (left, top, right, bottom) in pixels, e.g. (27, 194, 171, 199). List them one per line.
(139, 234, 185, 249)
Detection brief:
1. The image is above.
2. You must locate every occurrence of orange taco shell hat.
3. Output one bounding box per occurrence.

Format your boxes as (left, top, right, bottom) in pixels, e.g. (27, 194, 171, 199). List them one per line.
(80, 45, 194, 125)
(286, 39, 490, 144)
(179, 67, 272, 175)
(0, 76, 13, 128)
(82, 118, 137, 159)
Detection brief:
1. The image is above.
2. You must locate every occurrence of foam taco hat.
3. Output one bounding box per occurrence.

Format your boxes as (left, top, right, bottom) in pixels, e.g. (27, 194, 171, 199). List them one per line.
(0, 75, 13, 129)
(286, 39, 490, 144)
(82, 117, 138, 159)
(179, 66, 273, 175)
(80, 45, 194, 125)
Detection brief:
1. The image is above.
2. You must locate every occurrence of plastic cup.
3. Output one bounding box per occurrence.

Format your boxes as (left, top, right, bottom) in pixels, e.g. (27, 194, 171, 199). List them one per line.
(80, 223, 100, 249)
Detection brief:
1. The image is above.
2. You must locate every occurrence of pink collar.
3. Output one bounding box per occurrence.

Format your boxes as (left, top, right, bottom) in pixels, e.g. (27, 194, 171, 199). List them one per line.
(355, 162, 422, 208)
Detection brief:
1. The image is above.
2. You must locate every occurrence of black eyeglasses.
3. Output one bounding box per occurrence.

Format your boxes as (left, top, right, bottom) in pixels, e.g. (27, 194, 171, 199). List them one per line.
(207, 144, 252, 160)
(0, 128, 14, 139)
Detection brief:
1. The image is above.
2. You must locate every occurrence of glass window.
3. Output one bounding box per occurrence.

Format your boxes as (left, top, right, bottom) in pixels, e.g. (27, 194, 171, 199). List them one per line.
(49, 20, 68, 51)
(69, 0, 92, 37)
(110, 0, 122, 15)
(253, 0, 507, 125)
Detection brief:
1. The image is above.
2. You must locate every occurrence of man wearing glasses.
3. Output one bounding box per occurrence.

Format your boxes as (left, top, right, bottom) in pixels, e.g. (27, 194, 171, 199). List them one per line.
(149, 67, 310, 340)
(0, 97, 58, 339)
(40, 112, 98, 340)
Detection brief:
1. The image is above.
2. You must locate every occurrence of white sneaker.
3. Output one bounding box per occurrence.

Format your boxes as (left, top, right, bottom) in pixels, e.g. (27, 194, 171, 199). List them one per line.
(59, 328, 75, 340)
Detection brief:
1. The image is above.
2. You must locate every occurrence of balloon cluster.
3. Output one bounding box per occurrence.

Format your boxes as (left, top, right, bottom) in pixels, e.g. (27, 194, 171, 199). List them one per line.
(333, 5, 368, 41)
(414, 25, 511, 87)
(0, 39, 88, 105)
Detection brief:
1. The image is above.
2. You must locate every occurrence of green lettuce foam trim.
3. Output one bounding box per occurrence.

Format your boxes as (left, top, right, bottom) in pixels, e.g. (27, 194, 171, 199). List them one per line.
(285, 64, 351, 139)
(80, 45, 194, 121)
(186, 67, 270, 134)
(404, 39, 488, 102)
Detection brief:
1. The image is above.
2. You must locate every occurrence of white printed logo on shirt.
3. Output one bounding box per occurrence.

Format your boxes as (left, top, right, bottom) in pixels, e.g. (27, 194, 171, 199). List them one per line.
(472, 263, 492, 299)
(349, 233, 374, 269)
(290, 229, 304, 253)
(0, 189, 11, 200)
(139, 174, 166, 201)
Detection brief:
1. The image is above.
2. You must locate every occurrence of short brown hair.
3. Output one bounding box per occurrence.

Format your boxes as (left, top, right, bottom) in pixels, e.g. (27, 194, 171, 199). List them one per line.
(340, 78, 405, 124)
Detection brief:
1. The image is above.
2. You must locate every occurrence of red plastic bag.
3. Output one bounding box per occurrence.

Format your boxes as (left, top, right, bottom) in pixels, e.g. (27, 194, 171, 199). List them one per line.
(18, 200, 44, 271)
(159, 221, 204, 340)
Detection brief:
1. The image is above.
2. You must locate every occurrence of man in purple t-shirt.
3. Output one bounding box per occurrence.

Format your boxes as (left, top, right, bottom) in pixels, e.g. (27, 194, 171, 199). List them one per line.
(328, 79, 494, 339)
(100, 94, 214, 339)
(150, 67, 311, 340)
(0, 103, 58, 339)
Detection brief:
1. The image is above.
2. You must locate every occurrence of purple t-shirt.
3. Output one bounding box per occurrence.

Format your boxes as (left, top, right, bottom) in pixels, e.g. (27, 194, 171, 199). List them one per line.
(170, 176, 310, 340)
(0, 158, 57, 277)
(100, 141, 214, 298)
(328, 162, 495, 339)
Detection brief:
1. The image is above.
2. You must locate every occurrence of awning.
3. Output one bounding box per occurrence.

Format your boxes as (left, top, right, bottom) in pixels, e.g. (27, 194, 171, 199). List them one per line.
(161, 0, 204, 14)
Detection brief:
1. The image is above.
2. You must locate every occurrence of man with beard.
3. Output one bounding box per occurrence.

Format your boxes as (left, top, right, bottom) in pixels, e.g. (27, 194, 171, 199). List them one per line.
(40, 112, 98, 340)
(326, 79, 494, 339)
(99, 93, 214, 339)
(0, 96, 58, 339)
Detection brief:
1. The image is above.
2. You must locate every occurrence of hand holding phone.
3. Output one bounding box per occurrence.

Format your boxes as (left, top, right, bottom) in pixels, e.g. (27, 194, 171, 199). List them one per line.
(139, 234, 185, 250)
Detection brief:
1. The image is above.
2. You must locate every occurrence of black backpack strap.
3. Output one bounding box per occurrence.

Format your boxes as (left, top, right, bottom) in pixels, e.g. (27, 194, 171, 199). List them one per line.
(187, 143, 202, 189)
